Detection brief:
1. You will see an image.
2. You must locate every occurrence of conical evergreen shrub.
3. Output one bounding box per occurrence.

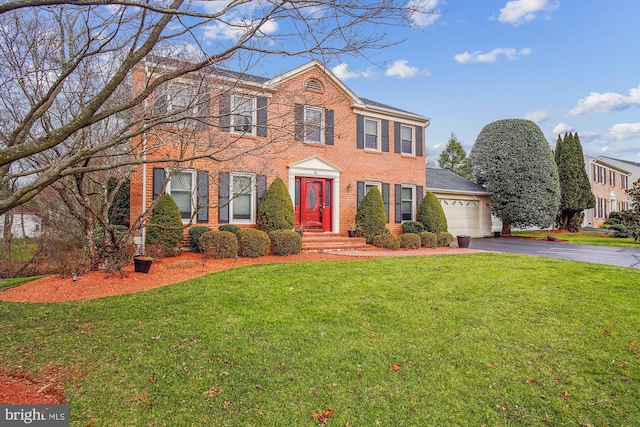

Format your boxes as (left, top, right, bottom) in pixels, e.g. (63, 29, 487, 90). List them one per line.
(355, 186, 387, 243)
(417, 192, 448, 233)
(257, 177, 295, 234)
(145, 194, 184, 257)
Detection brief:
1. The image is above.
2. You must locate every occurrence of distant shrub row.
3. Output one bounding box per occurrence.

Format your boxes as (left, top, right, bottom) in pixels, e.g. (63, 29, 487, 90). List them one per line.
(190, 226, 302, 259)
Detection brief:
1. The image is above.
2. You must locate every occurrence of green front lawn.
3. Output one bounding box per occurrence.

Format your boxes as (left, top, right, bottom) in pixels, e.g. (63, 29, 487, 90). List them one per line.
(0, 254, 638, 426)
(513, 230, 639, 247)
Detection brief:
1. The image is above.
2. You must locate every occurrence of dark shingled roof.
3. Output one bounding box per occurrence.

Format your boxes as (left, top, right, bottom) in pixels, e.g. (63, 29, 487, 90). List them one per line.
(426, 168, 489, 194)
(360, 97, 416, 115)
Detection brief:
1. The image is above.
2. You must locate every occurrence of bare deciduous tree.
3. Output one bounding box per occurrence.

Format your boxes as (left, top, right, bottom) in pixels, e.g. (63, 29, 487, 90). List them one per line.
(0, 0, 436, 214)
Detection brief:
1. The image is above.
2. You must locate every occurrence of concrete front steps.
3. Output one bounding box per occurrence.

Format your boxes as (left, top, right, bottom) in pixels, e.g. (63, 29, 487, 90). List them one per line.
(301, 233, 367, 253)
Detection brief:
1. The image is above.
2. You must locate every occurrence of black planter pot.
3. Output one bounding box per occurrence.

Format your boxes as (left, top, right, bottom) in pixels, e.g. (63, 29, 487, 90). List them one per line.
(456, 235, 471, 249)
(494, 231, 501, 238)
(347, 230, 357, 238)
(134, 256, 153, 273)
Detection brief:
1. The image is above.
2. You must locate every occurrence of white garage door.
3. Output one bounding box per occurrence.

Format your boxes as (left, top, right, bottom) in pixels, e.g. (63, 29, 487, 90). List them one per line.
(440, 199, 481, 237)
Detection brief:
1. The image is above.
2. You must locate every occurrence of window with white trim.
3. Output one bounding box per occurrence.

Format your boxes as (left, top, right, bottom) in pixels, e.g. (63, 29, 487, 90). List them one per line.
(168, 171, 196, 221)
(231, 95, 255, 134)
(230, 173, 255, 223)
(401, 125, 414, 155)
(401, 185, 415, 221)
(621, 175, 628, 190)
(364, 118, 380, 151)
(304, 106, 324, 144)
(365, 181, 381, 195)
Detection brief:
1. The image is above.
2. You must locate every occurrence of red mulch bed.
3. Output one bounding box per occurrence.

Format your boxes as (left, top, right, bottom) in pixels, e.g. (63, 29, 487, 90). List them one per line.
(0, 246, 473, 404)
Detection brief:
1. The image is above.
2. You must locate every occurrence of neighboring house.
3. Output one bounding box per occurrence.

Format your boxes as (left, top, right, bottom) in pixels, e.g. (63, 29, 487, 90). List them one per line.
(425, 168, 492, 238)
(0, 207, 43, 238)
(583, 155, 632, 228)
(130, 60, 430, 239)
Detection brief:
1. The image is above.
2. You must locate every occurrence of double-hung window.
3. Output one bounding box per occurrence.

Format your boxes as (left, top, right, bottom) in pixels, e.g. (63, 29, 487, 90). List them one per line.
(231, 95, 255, 134)
(304, 106, 324, 144)
(365, 182, 381, 195)
(364, 118, 380, 151)
(401, 125, 414, 155)
(401, 185, 415, 221)
(169, 171, 196, 220)
(230, 173, 255, 223)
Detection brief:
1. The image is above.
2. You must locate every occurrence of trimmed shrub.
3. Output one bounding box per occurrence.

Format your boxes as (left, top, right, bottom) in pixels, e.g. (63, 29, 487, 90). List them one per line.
(419, 231, 438, 248)
(402, 221, 424, 235)
(257, 177, 295, 234)
(356, 186, 387, 243)
(219, 224, 241, 234)
(188, 226, 212, 252)
(399, 233, 421, 249)
(417, 192, 448, 233)
(436, 231, 455, 247)
(237, 229, 270, 258)
(198, 231, 238, 259)
(145, 194, 184, 257)
(269, 230, 302, 256)
(372, 234, 400, 250)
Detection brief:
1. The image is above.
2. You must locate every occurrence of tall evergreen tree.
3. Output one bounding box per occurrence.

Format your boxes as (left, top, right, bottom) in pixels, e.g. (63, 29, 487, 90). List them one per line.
(469, 119, 560, 235)
(438, 133, 474, 181)
(554, 132, 595, 231)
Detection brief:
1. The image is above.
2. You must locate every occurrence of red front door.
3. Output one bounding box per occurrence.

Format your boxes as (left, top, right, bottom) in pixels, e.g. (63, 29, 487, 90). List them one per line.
(297, 178, 332, 232)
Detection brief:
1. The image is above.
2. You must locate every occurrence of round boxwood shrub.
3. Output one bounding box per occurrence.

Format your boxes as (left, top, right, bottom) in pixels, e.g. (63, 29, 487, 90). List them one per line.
(188, 226, 212, 252)
(219, 224, 241, 234)
(402, 221, 424, 235)
(145, 194, 184, 257)
(372, 234, 400, 250)
(198, 231, 238, 259)
(237, 229, 270, 258)
(436, 231, 455, 247)
(399, 233, 421, 249)
(269, 230, 302, 256)
(419, 231, 437, 248)
(418, 192, 448, 233)
(356, 186, 387, 243)
(257, 177, 295, 234)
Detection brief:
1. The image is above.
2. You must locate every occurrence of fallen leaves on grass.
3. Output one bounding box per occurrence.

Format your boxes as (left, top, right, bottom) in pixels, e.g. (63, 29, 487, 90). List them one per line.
(312, 408, 334, 425)
(390, 363, 402, 372)
(628, 341, 636, 350)
(204, 385, 221, 397)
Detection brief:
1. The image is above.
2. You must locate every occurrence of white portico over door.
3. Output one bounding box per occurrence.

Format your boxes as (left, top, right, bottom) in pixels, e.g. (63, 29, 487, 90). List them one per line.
(288, 156, 341, 233)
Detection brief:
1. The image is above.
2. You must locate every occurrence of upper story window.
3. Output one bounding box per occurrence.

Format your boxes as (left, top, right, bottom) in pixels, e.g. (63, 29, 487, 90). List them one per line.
(400, 125, 414, 155)
(365, 181, 381, 195)
(364, 118, 380, 151)
(154, 84, 199, 120)
(304, 106, 324, 144)
(621, 175, 629, 190)
(231, 95, 255, 134)
(609, 170, 616, 187)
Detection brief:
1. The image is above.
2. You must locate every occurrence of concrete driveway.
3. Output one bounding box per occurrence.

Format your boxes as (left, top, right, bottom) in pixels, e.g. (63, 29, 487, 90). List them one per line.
(468, 237, 640, 269)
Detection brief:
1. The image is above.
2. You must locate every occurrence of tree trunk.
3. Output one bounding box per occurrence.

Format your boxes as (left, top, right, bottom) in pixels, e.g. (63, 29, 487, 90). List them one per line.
(501, 222, 511, 236)
(3, 210, 13, 264)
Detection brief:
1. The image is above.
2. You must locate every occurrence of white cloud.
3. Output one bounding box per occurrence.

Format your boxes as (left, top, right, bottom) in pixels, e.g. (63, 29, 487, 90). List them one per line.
(408, 0, 440, 28)
(577, 131, 599, 142)
(385, 60, 419, 78)
(552, 122, 574, 135)
(522, 109, 550, 123)
(454, 47, 531, 64)
(332, 63, 359, 81)
(499, 0, 559, 25)
(606, 123, 640, 141)
(568, 86, 640, 117)
(203, 17, 278, 41)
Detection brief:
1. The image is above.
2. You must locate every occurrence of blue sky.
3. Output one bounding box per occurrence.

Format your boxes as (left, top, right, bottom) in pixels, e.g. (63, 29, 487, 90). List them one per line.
(193, 0, 640, 163)
(331, 0, 640, 163)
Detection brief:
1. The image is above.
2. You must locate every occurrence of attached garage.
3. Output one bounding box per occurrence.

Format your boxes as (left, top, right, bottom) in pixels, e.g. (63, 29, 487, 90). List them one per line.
(426, 168, 493, 238)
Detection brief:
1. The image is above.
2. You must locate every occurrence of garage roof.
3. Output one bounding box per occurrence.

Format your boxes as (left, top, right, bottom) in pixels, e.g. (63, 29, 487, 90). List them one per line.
(426, 168, 489, 195)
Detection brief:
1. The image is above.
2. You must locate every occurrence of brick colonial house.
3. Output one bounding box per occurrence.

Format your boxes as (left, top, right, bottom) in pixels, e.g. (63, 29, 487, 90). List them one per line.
(583, 155, 632, 228)
(129, 60, 430, 241)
